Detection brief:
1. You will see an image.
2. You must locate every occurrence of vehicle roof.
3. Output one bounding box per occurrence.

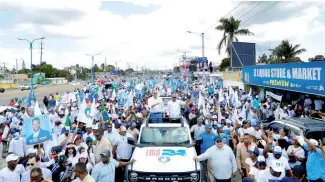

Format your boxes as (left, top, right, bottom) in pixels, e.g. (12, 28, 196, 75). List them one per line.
(271, 117, 325, 130)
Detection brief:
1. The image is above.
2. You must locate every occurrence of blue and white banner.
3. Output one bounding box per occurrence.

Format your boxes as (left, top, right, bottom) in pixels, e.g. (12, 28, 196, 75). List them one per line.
(242, 61, 325, 96)
(22, 114, 51, 145)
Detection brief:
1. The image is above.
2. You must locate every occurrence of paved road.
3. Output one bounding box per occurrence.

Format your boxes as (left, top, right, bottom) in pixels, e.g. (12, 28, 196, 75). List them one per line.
(0, 84, 83, 106)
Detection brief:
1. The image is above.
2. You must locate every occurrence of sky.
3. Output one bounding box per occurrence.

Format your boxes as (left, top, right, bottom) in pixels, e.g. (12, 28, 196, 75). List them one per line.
(0, 0, 325, 70)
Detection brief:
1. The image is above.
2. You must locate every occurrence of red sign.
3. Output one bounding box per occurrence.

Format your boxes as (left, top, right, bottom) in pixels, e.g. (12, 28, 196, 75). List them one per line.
(146, 149, 161, 156)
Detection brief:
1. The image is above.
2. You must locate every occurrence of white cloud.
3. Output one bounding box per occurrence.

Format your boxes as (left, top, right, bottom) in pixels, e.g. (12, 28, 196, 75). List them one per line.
(1, 0, 325, 70)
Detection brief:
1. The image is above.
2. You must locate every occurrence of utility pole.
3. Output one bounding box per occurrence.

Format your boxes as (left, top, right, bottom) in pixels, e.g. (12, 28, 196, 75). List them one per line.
(104, 57, 107, 72)
(16, 59, 18, 74)
(40, 41, 44, 65)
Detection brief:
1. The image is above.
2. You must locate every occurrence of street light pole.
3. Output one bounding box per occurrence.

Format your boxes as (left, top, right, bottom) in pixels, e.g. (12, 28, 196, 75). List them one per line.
(187, 31, 205, 58)
(85, 53, 101, 83)
(17, 37, 46, 103)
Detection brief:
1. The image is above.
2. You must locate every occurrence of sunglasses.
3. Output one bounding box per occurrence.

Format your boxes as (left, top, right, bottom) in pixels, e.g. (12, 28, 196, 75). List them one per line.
(27, 163, 35, 166)
(216, 140, 222, 143)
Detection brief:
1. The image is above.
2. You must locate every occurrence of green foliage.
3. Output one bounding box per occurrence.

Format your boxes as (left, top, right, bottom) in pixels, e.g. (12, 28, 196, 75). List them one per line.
(215, 16, 254, 56)
(269, 40, 307, 61)
(308, 55, 325, 61)
(219, 58, 230, 71)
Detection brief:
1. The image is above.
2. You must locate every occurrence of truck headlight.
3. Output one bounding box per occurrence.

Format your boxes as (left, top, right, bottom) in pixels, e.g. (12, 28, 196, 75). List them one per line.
(190, 172, 199, 182)
(129, 172, 138, 182)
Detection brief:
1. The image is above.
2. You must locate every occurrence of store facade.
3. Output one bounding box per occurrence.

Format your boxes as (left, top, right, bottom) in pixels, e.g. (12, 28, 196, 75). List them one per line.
(242, 61, 325, 105)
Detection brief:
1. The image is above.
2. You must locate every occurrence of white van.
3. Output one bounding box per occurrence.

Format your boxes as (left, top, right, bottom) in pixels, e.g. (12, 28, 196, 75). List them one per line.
(125, 117, 202, 182)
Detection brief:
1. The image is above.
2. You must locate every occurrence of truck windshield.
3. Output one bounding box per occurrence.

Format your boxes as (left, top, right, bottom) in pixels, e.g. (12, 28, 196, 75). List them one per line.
(140, 127, 190, 146)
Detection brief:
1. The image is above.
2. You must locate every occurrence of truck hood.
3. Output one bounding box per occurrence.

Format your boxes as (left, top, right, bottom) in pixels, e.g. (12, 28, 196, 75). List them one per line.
(130, 146, 199, 172)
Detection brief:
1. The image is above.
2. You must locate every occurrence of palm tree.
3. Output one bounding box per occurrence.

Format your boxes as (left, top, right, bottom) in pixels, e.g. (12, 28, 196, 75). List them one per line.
(216, 16, 254, 56)
(269, 40, 307, 62)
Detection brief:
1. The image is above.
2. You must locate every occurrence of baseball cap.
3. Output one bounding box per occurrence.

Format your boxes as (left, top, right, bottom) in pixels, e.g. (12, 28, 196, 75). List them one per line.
(273, 146, 282, 155)
(248, 146, 260, 155)
(309, 139, 319, 146)
(257, 155, 266, 163)
(205, 124, 212, 129)
(6, 154, 19, 162)
(100, 149, 111, 157)
(251, 120, 261, 127)
(292, 165, 305, 176)
(212, 115, 218, 119)
(271, 160, 284, 173)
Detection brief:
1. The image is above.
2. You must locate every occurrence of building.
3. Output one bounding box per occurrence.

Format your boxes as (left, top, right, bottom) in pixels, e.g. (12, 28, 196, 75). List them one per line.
(242, 61, 325, 106)
(8, 74, 28, 83)
(47, 78, 68, 84)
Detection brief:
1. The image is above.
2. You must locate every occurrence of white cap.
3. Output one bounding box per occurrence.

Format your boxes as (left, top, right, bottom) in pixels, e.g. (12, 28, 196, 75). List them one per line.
(271, 160, 284, 172)
(273, 146, 282, 155)
(27, 148, 38, 155)
(212, 115, 218, 119)
(6, 154, 19, 162)
(309, 139, 319, 146)
(257, 155, 266, 163)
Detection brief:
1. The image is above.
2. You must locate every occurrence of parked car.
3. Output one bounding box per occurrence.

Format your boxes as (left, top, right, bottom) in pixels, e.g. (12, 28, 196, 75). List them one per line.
(0, 88, 4, 93)
(264, 117, 325, 142)
(21, 84, 38, 91)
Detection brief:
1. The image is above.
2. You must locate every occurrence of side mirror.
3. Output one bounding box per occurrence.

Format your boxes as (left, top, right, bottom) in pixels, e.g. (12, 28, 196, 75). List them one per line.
(127, 137, 137, 146)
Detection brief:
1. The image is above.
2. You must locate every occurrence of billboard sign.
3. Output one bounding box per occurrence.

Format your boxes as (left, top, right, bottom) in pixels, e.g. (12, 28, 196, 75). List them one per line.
(231, 42, 256, 68)
(242, 61, 325, 96)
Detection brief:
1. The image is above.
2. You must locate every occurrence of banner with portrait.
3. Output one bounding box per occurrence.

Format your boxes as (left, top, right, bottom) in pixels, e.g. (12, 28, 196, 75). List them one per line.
(22, 114, 52, 145)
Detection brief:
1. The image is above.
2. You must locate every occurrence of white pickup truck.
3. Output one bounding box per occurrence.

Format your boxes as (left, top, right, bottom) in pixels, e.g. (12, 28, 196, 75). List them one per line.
(21, 84, 38, 91)
(125, 117, 202, 182)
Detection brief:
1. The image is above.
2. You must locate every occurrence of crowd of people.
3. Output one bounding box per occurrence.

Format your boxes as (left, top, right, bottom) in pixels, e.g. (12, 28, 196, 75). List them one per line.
(0, 76, 324, 182)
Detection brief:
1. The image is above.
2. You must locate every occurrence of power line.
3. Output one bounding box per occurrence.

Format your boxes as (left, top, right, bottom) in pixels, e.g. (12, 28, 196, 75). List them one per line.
(240, 2, 280, 26)
(40, 41, 44, 65)
(237, 2, 263, 21)
(241, 1, 290, 27)
(203, 1, 245, 32)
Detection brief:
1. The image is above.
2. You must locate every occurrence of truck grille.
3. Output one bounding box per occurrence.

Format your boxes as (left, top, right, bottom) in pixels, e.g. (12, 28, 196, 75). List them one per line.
(130, 171, 199, 182)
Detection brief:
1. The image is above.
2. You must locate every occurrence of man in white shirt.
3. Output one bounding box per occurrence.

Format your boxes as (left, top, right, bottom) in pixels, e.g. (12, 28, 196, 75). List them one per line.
(167, 94, 185, 119)
(148, 91, 164, 123)
(21, 154, 52, 182)
(0, 154, 25, 182)
(190, 118, 205, 140)
(314, 97, 324, 111)
(9, 132, 27, 157)
(256, 159, 285, 181)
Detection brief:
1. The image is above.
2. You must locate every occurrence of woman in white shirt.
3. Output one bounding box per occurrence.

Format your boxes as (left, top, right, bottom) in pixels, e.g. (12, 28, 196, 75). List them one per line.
(287, 137, 305, 168)
(78, 152, 93, 173)
(64, 144, 79, 167)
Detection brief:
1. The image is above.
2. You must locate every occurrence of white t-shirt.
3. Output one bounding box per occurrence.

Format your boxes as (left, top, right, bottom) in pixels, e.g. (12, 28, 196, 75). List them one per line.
(167, 100, 184, 118)
(249, 167, 263, 181)
(314, 100, 324, 111)
(239, 127, 254, 137)
(256, 168, 285, 182)
(266, 154, 291, 172)
(286, 145, 305, 168)
(113, 133, 134, 160)
(251, 129, 262, 140)
(245, 158, 256, 168)
(190, 124, 205, 139)
(148, 97, 164, 113)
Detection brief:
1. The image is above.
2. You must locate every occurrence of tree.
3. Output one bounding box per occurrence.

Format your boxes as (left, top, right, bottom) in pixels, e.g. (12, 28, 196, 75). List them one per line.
(100, 63, 105, 71)
(269, 40, 307, 63)
(219, 58, 230, 71)
(257, 53, 268, 64)
(106, 65, 115, 72)
(309, 55, 325, 61)
(215, 16, 254, 56)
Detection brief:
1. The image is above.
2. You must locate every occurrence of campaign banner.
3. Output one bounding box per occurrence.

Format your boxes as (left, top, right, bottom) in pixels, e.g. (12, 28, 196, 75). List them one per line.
(242, 61, 325, 96)
(22, 114, 52, 145)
